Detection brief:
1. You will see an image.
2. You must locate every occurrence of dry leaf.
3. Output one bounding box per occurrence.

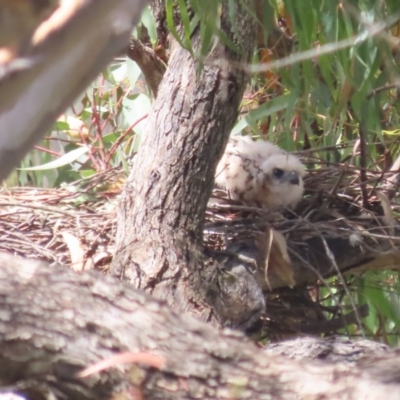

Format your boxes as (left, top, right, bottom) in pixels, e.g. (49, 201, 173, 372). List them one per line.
(61, 231, 93, 271)
(255, 229, 296, 288)
(376, 191, 395, 236)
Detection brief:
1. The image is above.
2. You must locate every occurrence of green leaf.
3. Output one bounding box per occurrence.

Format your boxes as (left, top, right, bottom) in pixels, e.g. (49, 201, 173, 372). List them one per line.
(382, 129, 400, 136)
(53, 121, 70, 131)
(232, 94, 294, 135)
(78, 170, 97, 179)
(84, 106, 110, 114)
(141, 6, 157, 42)
(126, 57, 142, 89)
(366, 286, 399, 322)
(19, 147, 89, 171)
(122, 93, 152, 137)
(108, 61, 127, 84)
(178, 0, 193, 51)
(166, 0, 193, 54)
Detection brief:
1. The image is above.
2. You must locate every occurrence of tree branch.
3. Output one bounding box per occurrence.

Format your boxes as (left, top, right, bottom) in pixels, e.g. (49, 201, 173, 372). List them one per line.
(1, 253, 400, 400)
(126, 37, 166, 97)
(0, 0, 147, 182)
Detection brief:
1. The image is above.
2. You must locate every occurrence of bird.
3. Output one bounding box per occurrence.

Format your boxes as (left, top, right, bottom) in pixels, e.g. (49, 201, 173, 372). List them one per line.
(215, 136, 306, 210)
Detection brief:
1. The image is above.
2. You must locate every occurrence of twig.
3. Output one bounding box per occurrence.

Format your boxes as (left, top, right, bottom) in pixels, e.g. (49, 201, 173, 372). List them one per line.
(104, 113, 148, 164)
(367, 84, 399, 100)
(293, 304, 369, 334)
(358, 124, 370, 210)
(320, 236, 365, 336)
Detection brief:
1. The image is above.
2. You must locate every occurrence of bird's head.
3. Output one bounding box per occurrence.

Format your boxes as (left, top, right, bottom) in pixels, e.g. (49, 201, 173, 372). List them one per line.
(258, 153, 306, 209)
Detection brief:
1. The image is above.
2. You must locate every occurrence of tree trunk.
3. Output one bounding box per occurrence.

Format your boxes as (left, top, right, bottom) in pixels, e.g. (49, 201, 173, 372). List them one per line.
(2, 253, 400, 400)
(110, 0, 262, 328)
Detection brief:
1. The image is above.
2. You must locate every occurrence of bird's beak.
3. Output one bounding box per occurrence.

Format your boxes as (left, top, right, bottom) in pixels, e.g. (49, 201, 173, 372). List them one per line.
(285, 171, 300, 185)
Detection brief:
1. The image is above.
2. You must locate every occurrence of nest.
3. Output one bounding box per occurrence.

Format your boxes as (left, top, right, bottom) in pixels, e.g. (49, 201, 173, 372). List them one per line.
(1, 160, 399, 339)
(0, 168, 121, 270)
(205, 159, 400, 339)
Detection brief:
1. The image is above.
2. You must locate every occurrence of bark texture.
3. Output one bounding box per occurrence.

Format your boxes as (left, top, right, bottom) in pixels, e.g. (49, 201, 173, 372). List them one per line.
(111, 0, 261, 328)
(126, 36, 166, 97)
(265, 336, 390, 363)
(1, 253, 400, 400)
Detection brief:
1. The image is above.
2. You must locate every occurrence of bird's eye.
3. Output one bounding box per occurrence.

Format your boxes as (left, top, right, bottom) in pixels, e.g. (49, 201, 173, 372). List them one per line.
(273, 168, 284, 178)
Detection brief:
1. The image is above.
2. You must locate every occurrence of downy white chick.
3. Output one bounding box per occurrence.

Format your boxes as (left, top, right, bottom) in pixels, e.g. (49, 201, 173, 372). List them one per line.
(215, 136, 306, 210)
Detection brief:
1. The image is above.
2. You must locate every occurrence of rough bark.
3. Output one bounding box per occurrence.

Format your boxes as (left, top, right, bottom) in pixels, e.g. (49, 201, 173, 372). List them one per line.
(1, 253, 400, 400)
(265, 336, 390, 363)
(126, 36, 166, 97)
(111, 0, 261, 328)
(0, 0, 147, 182)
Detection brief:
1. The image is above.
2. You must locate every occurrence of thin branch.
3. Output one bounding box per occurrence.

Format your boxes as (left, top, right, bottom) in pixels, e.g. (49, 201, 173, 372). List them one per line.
(358, 124, 370, 210)
(126, 37, 167, 97)
(0, 0, 147, 183)
(367, 84, 399, 100)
